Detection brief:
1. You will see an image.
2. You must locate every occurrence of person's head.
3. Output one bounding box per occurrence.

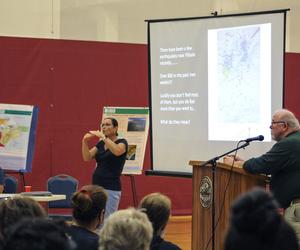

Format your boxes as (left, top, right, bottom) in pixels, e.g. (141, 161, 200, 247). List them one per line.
(270, 109, 300, 141)
(139, 192, 171, 236)
(101, 118, 119, 137)
(99, 208, 153, 250)
(71, 185, 107, 229)
(0, 196, 46, 239)
(4, 218, 72, 250)
(224, 188, 299, 250)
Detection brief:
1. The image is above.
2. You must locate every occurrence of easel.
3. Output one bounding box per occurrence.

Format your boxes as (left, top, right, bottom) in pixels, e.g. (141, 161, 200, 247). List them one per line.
(124, 174, 138, 207)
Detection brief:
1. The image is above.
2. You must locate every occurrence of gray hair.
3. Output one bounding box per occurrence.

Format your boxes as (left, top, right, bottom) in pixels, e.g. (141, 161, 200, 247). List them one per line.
(99, 208, 153, 250)
(276, 109, 300, 129)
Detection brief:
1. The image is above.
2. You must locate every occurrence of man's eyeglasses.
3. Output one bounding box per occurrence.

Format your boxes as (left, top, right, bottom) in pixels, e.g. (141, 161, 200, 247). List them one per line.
(270, 121, 286, 127)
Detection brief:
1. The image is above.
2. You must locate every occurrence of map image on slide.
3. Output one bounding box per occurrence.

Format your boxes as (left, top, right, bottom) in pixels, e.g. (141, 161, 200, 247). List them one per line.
(217, 25, 261, 123)
(0, 116, 30, 154)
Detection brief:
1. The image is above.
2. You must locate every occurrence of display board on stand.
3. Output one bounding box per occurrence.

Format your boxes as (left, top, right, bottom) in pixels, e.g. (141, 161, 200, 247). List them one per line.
(0, 103, 39, 173)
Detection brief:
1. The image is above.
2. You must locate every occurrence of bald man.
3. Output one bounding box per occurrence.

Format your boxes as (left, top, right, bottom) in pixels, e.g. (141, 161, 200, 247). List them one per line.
(224, 109, 300, 209)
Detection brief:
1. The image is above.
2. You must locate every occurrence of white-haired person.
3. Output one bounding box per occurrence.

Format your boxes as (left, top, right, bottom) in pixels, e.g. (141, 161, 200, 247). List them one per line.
(99, 208, 153, 250)
(224, 109, 300, 208)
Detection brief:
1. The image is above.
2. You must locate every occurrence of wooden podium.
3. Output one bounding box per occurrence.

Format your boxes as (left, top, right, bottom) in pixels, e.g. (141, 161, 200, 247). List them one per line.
(189, 160, 267, 250)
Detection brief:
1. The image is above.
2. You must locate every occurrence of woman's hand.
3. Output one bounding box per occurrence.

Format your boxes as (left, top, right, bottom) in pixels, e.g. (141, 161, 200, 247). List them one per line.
(82, 132, 96, 142)
(89, 130, 105, 140)
(82, 133, 98, 161)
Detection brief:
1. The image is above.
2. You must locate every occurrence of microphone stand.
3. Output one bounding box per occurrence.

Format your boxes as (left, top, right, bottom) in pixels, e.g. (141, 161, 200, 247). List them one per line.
(201, 141, 250, 250)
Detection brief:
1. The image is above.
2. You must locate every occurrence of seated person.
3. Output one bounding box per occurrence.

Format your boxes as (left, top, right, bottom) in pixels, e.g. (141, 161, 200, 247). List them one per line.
(0, 196, 46, 239)
(224, 188, 299, 250)
(3, 218, 73, 250)
(139, 193, 181, 250)
(99, 208, 153, 250)
(68, 185, 107, 250)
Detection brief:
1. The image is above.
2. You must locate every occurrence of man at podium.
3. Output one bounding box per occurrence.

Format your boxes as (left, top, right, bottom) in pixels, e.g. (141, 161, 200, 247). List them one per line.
(224, 109, 300, 210)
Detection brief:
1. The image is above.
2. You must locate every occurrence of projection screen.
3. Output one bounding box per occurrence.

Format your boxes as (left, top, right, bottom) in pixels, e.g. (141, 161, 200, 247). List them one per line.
(147, 10, 287, 176)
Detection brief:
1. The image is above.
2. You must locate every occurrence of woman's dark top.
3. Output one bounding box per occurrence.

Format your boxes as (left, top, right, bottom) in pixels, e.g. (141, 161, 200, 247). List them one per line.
(151, 235, 182, 250)
(68, 225, 99, 250)
(92, 138, 128, 191)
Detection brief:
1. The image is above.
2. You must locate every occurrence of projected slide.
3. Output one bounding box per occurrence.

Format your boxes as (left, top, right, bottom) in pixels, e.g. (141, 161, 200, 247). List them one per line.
(158, 45, 199, 126)
(208, 24, 271, 141)
(149, 11, 285, 174)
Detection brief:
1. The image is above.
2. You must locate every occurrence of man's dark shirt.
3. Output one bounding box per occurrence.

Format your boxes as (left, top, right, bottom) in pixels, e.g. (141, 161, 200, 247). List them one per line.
(243, 131, 300, 208)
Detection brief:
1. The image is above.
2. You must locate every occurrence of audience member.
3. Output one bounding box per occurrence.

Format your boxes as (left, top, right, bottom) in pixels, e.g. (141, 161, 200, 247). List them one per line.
(3, 218, 73, 250)
(139, 193, 181, 250)
(224, 188, 299, 250)
(99, 208, 153, 250)
(68, 185, 107, 250)
(0, 196, 46, 239)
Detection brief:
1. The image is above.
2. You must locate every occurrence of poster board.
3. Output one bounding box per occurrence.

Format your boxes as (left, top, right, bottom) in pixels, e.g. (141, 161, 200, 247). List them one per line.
(102, 107, 149, 175)
(0, 104, 39, 172)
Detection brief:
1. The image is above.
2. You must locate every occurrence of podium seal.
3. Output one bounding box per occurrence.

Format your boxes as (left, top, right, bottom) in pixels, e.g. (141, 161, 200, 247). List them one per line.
(199, 176, 213, 208)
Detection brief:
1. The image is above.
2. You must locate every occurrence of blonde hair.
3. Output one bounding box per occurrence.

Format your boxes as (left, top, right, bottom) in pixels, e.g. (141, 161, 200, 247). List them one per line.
(139, 192, 171, 234)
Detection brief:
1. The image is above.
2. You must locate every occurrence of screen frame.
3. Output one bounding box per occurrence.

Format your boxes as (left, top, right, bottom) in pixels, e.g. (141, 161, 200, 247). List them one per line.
(147, 9, 289, 177)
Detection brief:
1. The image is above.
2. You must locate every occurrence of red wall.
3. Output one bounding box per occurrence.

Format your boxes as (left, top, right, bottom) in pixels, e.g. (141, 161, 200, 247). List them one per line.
(284, 53, 300, 116)
(0, 37, 192, 214)
(1, 37, 300, 215)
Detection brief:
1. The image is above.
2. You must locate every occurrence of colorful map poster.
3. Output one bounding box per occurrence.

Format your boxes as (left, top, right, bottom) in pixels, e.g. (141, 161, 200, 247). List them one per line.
(102, 107, 149, 175)
(0, 104, 38, 172)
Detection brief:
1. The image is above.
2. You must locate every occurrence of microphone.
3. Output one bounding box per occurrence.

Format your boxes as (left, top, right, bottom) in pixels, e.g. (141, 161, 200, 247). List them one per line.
(242, 135, 264, 143)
